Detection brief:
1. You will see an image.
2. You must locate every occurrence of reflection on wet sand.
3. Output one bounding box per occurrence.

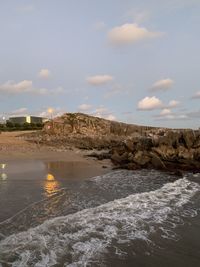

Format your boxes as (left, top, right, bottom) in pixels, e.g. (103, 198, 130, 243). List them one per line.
(0, 160, 108, 223)
(44, 173, 60, 196)
(1, 164, 6, 169)
(0, 163, 7, 180)
(1, 173, 7, 180)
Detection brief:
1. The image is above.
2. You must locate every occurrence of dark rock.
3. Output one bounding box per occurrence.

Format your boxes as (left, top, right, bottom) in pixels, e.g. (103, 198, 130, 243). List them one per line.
(150, 153, 166, 170)
(182, 130, 196, 149)
(111, 151, 122, 164)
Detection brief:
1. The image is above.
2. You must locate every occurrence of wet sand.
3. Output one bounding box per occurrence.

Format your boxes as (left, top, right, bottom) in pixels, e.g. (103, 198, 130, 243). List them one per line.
(0, 131, 112, 222)
(0, 131, 112, 173)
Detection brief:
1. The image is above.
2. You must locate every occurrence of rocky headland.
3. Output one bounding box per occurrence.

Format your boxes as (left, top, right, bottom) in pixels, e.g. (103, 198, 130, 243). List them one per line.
(25, 113, 200, 174)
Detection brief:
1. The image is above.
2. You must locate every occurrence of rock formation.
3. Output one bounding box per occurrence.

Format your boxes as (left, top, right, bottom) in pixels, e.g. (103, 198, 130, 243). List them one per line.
(111, 130, 200, 172)
(28, 113, 200, 173)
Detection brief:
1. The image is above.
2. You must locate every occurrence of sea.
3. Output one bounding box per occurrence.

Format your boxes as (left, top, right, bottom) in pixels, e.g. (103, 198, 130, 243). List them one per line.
(0, 160, 200, 266)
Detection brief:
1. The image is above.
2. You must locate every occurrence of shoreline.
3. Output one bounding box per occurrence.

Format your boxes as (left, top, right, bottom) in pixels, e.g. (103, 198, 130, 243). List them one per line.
(0, 131, 113, 175)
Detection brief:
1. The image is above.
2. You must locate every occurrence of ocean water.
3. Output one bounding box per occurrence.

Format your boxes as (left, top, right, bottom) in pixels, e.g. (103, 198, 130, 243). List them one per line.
(0, 164, 200, 266)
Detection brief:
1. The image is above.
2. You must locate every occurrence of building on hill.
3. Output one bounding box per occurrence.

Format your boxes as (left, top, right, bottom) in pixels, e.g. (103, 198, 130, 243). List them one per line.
(8, 116, 48, 125)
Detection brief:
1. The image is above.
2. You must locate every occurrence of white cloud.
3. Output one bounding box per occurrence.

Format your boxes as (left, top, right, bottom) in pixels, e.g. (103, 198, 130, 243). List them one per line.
(105, 114, 117, 121)
(108, 23, 163, 46)
(0, 80, 64, 95)
(160, 108, 172, 116)
(78, 104, 93, 112)
(86, 75, 113, 86)
(38, 69, 51, 79)
(191, 91, 200, 99)
(150, 78, 174, 92)
(168, 100, 180, 108)
(0, 80, 33, 94)
(138, 96, 163, 110)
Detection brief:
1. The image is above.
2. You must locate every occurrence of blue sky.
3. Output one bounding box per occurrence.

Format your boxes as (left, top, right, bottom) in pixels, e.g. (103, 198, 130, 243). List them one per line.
(0, 0, 200, 128)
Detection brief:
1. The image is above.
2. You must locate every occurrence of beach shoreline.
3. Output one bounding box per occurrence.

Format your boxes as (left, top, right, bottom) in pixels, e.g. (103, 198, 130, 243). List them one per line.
(0, 131, 112, 174)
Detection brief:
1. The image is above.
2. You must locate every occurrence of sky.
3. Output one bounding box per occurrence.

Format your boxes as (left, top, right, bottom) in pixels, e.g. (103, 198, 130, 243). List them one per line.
(0, 0, 200, 129)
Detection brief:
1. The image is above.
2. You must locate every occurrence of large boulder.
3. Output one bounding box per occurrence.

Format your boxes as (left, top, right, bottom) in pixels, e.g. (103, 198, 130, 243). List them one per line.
(177, 146, 194, 160)
(150, 153, 166, 170)
(124, 139, 135, 152)
(111, 151, 129, 164)
(182, 130, 196, 149)
(152, 145, 177, 160)
(133, 151, 151, 166)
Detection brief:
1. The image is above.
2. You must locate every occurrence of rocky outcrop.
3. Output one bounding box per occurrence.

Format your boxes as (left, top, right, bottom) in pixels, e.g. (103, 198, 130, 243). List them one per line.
(43, 113, 158, 137)
(26, 113, 200, 173)
(111, 130, 200, 172)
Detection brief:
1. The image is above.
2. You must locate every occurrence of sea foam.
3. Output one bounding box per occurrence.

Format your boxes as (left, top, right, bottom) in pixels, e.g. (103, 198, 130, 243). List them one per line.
(0, 177, 199, 266)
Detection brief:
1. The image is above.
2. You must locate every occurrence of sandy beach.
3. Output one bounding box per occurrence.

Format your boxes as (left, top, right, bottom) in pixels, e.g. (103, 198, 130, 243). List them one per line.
(0, 131, 112, 173)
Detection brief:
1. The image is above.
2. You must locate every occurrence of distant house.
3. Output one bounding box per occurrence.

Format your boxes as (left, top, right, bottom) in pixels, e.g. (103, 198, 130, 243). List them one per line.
(8, 116, 48, 124)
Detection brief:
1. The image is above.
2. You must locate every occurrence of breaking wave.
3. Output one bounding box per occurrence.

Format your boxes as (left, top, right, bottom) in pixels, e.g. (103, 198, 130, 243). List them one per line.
(0, 177, 199, 266)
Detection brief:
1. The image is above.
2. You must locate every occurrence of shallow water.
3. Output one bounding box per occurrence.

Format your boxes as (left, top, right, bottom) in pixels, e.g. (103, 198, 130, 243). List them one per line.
(0, 160, 107, 222)
(0, 161, 200, 266)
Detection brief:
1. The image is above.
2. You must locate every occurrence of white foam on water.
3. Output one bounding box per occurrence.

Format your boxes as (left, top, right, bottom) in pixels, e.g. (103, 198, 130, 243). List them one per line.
(0, 178, 199, 267)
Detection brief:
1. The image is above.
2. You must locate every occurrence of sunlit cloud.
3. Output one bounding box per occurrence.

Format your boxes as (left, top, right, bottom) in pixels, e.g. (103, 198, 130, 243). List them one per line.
(38, 69, 51, 79)
(138, 96, 163, 110)
(108, 23, 163, 46)
(86, 75, 114, 86)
